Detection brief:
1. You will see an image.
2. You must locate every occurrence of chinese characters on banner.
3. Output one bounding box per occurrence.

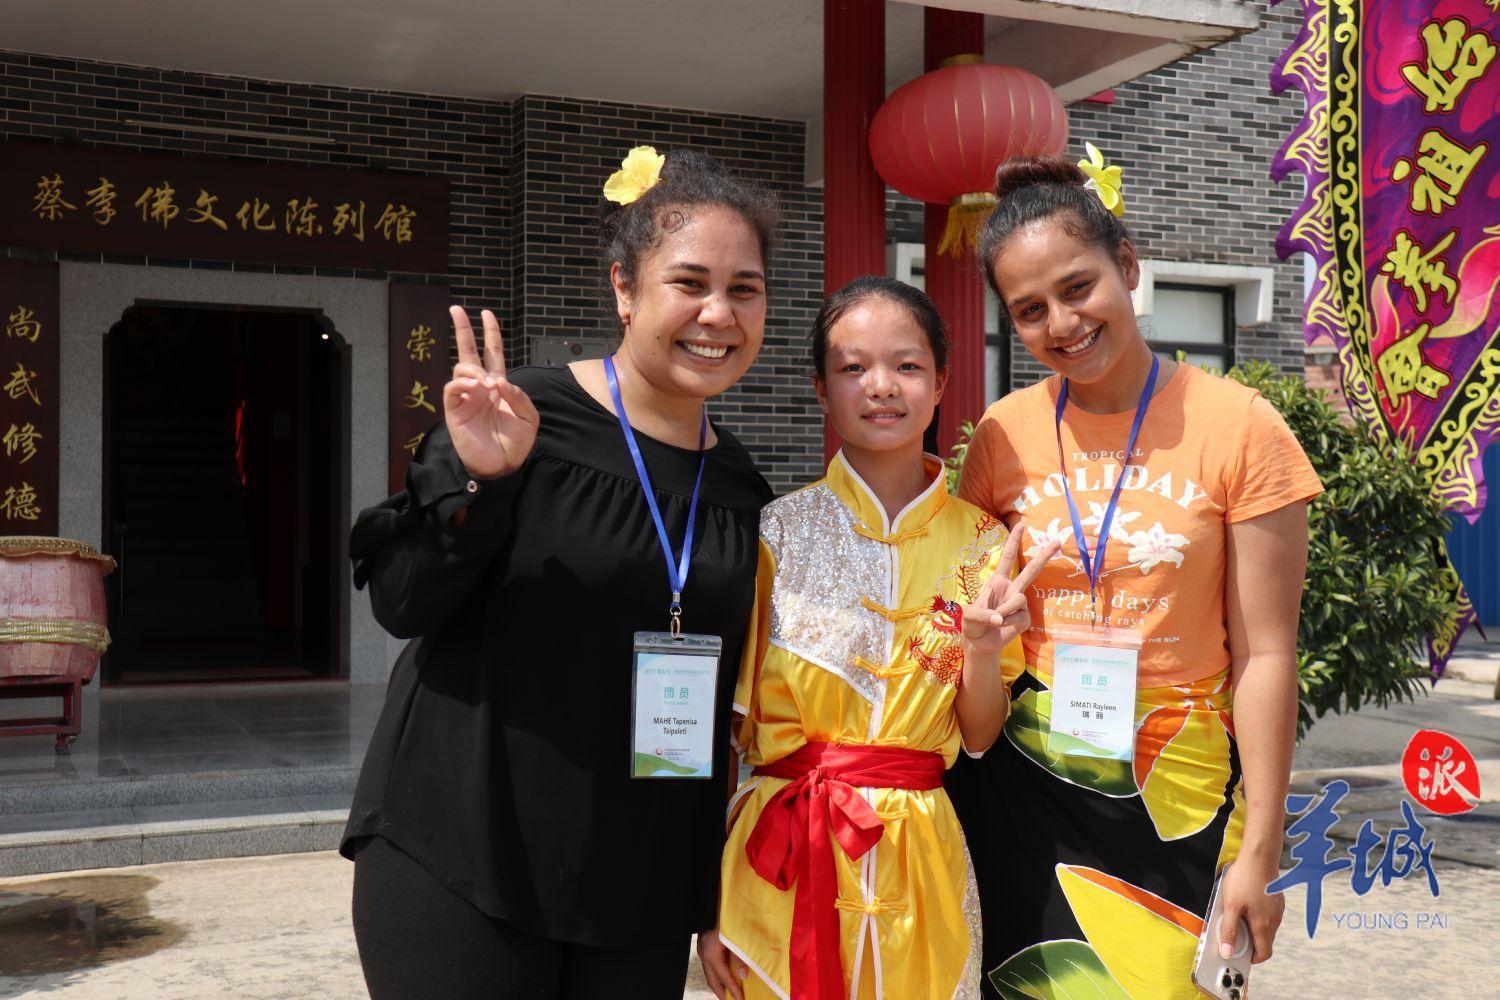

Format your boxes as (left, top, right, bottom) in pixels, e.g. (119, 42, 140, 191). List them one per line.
(3, 141, 449, 273)
(1273, 0, 1500, 673)
(388, 284, 452, 495)
(0, 261, 59, 535)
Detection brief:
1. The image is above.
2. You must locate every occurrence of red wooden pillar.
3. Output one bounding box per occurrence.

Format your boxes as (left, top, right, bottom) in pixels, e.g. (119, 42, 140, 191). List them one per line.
(924, 7, 990, 460)
(822, 0, 886, 461)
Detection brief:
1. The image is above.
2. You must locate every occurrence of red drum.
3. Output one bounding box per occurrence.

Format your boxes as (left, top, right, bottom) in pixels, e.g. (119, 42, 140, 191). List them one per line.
(0, 537, 115, 681)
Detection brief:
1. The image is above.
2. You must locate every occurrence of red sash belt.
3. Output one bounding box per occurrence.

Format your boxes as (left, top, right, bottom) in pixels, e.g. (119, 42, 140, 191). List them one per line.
(745, 742, 945, 1000)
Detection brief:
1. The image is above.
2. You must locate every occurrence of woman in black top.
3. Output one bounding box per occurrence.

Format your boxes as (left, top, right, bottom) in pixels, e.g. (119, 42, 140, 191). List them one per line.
(343, 148, 778, 999)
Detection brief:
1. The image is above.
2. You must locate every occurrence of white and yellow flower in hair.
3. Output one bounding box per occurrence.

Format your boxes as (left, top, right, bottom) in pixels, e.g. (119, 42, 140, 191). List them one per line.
(603, 145, 666, 205)
(1078, 141, 1125, 218)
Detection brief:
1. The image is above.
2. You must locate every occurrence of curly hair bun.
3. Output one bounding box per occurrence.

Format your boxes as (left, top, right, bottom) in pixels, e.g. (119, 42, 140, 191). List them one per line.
(977, 154, 1132, 300)
(992, 156, 1086, 202)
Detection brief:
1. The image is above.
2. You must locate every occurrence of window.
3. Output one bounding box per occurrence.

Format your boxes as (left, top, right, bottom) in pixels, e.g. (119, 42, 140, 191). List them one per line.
(1132, 259, 1275, 372)
(1148, 283, 1234, 371)
(985, 299, 1008, 404)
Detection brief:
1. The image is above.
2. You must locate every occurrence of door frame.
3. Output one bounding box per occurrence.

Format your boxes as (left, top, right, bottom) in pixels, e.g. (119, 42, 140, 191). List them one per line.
(60, 262, 390, 686)
(98, 302, 353, 684)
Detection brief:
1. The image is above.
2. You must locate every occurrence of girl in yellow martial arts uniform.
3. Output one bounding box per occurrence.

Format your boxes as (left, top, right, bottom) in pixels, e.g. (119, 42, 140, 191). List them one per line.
(698, 276, 1057, 1000)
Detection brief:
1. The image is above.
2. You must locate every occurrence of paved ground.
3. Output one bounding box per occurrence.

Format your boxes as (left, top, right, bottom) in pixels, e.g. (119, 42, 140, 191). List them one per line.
(0, 853, 357, 999)
(0, 852, 708, 1000)
(1, 660, 1495, 998)
(1, 847, 1493, 999)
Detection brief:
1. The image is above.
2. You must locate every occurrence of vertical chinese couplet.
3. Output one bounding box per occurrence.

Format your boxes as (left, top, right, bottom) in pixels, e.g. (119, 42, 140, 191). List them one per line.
(0, 260, 59, 534)
(388, 284, 454, 495)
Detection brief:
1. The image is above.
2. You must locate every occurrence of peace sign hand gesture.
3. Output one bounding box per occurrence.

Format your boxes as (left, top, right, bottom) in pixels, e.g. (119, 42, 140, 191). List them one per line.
(443, 306, 540, 480)
(962, 531, 1059, 658)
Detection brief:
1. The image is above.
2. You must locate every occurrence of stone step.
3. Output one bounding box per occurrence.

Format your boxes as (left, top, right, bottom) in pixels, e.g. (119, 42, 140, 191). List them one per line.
(0, 793, 352, 877)
(1444, 651, 1500, 687)
(0, 764, 359, 817)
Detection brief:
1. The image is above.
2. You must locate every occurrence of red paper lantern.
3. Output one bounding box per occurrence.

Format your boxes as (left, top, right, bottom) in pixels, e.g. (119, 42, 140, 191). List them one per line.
(869, 61, 1069, 255)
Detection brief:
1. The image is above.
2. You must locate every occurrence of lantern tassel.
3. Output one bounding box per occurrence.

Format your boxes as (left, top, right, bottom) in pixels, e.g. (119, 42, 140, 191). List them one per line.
(936, 192, 998, 258)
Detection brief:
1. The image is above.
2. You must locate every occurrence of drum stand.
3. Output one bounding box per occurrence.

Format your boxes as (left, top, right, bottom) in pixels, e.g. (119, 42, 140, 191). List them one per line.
(0, 675, 82, 753)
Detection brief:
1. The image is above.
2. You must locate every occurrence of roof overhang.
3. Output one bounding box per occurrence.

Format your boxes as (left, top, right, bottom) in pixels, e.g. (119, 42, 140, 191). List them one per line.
(2, 0, 1257, 179)
(973, 0, 1258, 102)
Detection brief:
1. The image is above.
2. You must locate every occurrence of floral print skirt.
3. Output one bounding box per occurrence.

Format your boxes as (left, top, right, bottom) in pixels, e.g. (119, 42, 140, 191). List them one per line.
(947, 666, 1244, 999)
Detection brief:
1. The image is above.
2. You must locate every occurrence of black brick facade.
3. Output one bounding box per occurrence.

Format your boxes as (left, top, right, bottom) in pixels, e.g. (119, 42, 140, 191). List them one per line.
(0, 51, 827, 493)
(512, 95, 826, 491)
(3, 1, 1308, 493)
(1018, 0, 1307, 387)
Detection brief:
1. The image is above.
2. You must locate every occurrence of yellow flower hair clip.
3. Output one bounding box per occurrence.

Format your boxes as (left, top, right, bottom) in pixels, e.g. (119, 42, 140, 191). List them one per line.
(1078, 142, 1125, 218)
(603, 145, 666, 205)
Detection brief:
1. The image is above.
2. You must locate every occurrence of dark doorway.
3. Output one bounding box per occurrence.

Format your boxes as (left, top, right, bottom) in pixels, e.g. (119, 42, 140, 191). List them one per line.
(102, 304, 346, 683)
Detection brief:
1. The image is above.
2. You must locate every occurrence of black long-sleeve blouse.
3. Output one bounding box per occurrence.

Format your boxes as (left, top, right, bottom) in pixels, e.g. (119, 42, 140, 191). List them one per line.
(341, 364, 771, 946)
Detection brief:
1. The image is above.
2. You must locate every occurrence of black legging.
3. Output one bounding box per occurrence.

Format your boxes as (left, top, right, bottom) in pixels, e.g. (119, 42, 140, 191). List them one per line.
(351, 836, 692, 999)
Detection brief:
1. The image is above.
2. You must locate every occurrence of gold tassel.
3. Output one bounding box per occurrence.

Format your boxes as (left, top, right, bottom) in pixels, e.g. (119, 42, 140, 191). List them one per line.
(936, 192, 997, 258)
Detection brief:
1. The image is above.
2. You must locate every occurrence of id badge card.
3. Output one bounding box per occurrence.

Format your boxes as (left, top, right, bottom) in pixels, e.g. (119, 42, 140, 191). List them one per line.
(1048, 626, 1143, 762)
(631, 631, 721, 779)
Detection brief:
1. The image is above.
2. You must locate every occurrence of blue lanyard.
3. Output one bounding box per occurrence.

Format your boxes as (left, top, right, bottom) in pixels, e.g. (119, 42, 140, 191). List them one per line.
(604, 355, 708, 634)
(1054, 354, 1159, 626)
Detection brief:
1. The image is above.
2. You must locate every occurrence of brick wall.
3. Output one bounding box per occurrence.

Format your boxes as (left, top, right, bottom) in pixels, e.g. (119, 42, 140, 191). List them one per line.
(873, 2, 1307, 401)
(1, 2, 1314, 494)
(0, 48, 513, 314)
(0, 51, 829, 494)
(1011, 0, 1308, 389)
(886, 190, 925, 247)
(513, 95, 825, 493)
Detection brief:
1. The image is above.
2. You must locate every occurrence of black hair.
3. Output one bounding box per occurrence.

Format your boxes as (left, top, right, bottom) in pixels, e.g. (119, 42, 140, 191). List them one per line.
(976, 155, 1134, 300)
(810, 275, 949, 377)
(600, 148, 781, 300)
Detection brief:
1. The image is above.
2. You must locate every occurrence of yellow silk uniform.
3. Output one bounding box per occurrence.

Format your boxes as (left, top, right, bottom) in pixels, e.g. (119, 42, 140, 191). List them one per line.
(719, 453, 1025, 1000)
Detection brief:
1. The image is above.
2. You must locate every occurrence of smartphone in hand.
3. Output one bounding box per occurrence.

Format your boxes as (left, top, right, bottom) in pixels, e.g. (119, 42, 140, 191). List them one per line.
(1191, 864, 1253, 999)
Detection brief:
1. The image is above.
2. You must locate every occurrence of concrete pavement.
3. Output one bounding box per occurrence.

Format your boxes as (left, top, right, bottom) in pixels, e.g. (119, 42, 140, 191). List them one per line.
(2, 847, 1493, 999)
(1, 653, 1495, 999)
(0, 852, 717, 999)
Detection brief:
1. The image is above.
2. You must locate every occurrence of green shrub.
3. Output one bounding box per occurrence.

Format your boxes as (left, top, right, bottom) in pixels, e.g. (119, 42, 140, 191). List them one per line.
(944, 421, 976, 495)
(1226, 361, 1450, 736)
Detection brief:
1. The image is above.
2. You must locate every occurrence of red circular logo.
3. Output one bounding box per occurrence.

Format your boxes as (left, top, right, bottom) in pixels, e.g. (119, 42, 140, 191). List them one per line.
(1401, 729, 1481, 815)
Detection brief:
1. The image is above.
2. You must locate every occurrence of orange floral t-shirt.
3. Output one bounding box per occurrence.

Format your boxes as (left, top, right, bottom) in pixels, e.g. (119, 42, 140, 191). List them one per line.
(958, 363, 1323, 687)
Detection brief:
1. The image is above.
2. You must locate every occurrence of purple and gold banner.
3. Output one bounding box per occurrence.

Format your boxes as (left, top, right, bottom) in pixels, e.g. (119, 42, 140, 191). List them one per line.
(1274, 0, 1500, 673)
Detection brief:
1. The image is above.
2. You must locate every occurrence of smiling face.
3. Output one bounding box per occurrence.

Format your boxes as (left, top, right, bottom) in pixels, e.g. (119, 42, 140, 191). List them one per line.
(990, 215, 1144, 389)
(610, 204, 767, 401)
(815, 297, 946, 458)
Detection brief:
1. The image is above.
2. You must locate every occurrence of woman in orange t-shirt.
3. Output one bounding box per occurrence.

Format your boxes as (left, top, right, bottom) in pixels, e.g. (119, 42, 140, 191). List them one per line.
(945, 155, 1323, 999)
